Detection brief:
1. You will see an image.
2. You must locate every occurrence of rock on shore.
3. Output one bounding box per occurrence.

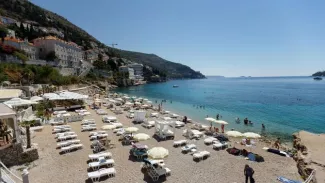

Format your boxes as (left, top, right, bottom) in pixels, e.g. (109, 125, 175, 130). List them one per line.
(293, 131, 325, 183)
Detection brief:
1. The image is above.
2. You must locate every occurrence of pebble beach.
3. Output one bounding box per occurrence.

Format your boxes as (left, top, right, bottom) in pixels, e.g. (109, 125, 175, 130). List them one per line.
(24, 102, 302, 183)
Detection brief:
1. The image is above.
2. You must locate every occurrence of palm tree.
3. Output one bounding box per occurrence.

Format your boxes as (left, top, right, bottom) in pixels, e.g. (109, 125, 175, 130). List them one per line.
(20, 120, 36, 149)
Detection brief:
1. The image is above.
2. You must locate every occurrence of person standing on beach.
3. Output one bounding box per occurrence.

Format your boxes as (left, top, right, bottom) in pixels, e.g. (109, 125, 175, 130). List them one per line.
(221, 124, 225, 133)
(274, 138, 281, 149)
(244, 164, 255, 183)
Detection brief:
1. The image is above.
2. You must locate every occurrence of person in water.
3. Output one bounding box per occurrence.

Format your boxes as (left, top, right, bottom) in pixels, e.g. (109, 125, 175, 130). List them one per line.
(244, 118, 248, 125)
(262, 124, 265, 130)
(216, 114, 219, 120)
(236, 117, 240, 123)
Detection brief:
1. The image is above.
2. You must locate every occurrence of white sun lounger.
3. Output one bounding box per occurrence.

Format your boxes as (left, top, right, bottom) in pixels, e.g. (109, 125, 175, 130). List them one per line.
(79, 111, 91, 116)
(53, 125, 70, 128)
(88, 159, 115, 170)
(61, 144, 83, 153)
(193, 151, 210, 161)
(57, 139, 80, 148)
(141, 121, 155, 129)
(88, 152, 112, 161)
(90, 131, 107, 136)
(171, 114, 179, 118)
(90, 133, 108, 140)
(58, 134, 77, 141)
(150, 113, 159, 117)
(87, 167, 116, 182)
(173, 140, 187, 147)
(50, 121, 65, 126)
(181, 144, 197, 153)
(55, 132, 75, 138)
(52, 128, 71, 133)
(174, 121, 185, 128)
(212, 142, 228, 150)
(204, 137, 218, 145)
(111, 122, 123, 128)
(81, 120, 96, 126)
(96, 109, 108, 115)
(76, 109, 87, 113)
(82, 126, 97, 132)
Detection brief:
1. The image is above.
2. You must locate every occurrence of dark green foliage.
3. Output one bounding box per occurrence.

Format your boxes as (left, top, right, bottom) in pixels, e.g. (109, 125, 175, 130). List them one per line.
(45, 51, 57, 61)
(312, 71, 325, 76)
(0, 63, 81, 85)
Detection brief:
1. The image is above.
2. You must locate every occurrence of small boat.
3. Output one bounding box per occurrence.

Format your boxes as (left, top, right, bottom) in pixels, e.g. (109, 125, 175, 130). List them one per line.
(314, 77, 322, 80)
(173, 85, 179, 88)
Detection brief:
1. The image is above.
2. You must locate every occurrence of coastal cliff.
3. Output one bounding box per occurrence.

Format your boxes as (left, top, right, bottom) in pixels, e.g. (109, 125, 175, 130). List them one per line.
(292, 131, 325, 183)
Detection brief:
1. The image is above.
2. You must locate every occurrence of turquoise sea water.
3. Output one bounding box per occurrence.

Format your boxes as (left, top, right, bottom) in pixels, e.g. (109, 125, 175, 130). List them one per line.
(115, 76, 325, 140)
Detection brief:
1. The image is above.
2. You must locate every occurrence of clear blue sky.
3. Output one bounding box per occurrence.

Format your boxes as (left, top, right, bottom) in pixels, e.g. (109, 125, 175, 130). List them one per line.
(30, 0, 325, 77)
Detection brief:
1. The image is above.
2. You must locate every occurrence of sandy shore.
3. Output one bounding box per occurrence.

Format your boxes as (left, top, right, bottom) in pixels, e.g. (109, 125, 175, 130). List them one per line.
(24, 106, 302, 183)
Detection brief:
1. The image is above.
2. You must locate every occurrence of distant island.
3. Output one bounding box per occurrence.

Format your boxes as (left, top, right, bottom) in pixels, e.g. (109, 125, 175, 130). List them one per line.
(312, 71, 325, 76)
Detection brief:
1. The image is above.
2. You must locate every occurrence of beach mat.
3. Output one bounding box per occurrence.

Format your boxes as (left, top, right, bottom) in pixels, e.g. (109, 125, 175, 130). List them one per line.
(277, 176, 302, 183)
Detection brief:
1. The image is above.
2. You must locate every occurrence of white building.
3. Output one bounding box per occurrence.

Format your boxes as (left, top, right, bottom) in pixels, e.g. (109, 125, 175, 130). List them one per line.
(119, 66, 135, 79)
(2, 37, 38, 60)
(33, 36, 83, 68)
(128, 63, 143, 79)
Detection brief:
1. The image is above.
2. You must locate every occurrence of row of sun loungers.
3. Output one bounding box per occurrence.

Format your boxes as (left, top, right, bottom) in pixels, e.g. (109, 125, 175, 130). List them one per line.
(87, 152, 116, 181)
(51, 125, 83, 154)
(88, 167, 116, 182)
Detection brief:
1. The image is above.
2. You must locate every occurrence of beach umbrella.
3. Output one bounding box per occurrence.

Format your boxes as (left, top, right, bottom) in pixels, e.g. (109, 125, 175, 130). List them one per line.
(135, 102, 141, 105)
(226, 131, 243, 137)
(226, 131, 243, 147)
(143, 98, 148, 101)
(147, 101, 152, 104)
(101, 124, 117, 130)
(215, 120, 229, 125)
(125, 127, 139, 133)
(132, 96, 137, 99)
(148, 147, 169, 159)
(243, 132, 261, 139)
(133, 133, 150, 141)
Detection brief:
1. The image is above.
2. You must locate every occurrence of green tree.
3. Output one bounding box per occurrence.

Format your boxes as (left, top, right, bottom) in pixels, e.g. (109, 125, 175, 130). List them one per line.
(13, 51, 28, 63)
(98, 53, 103, 61)
(0, 26, 8, 41)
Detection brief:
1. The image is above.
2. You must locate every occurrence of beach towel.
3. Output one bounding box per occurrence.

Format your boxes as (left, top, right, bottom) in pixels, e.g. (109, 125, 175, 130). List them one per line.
(268, 148, 286, 157)
(248, 153, 256, 161)
(277, 176, 302, 183)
